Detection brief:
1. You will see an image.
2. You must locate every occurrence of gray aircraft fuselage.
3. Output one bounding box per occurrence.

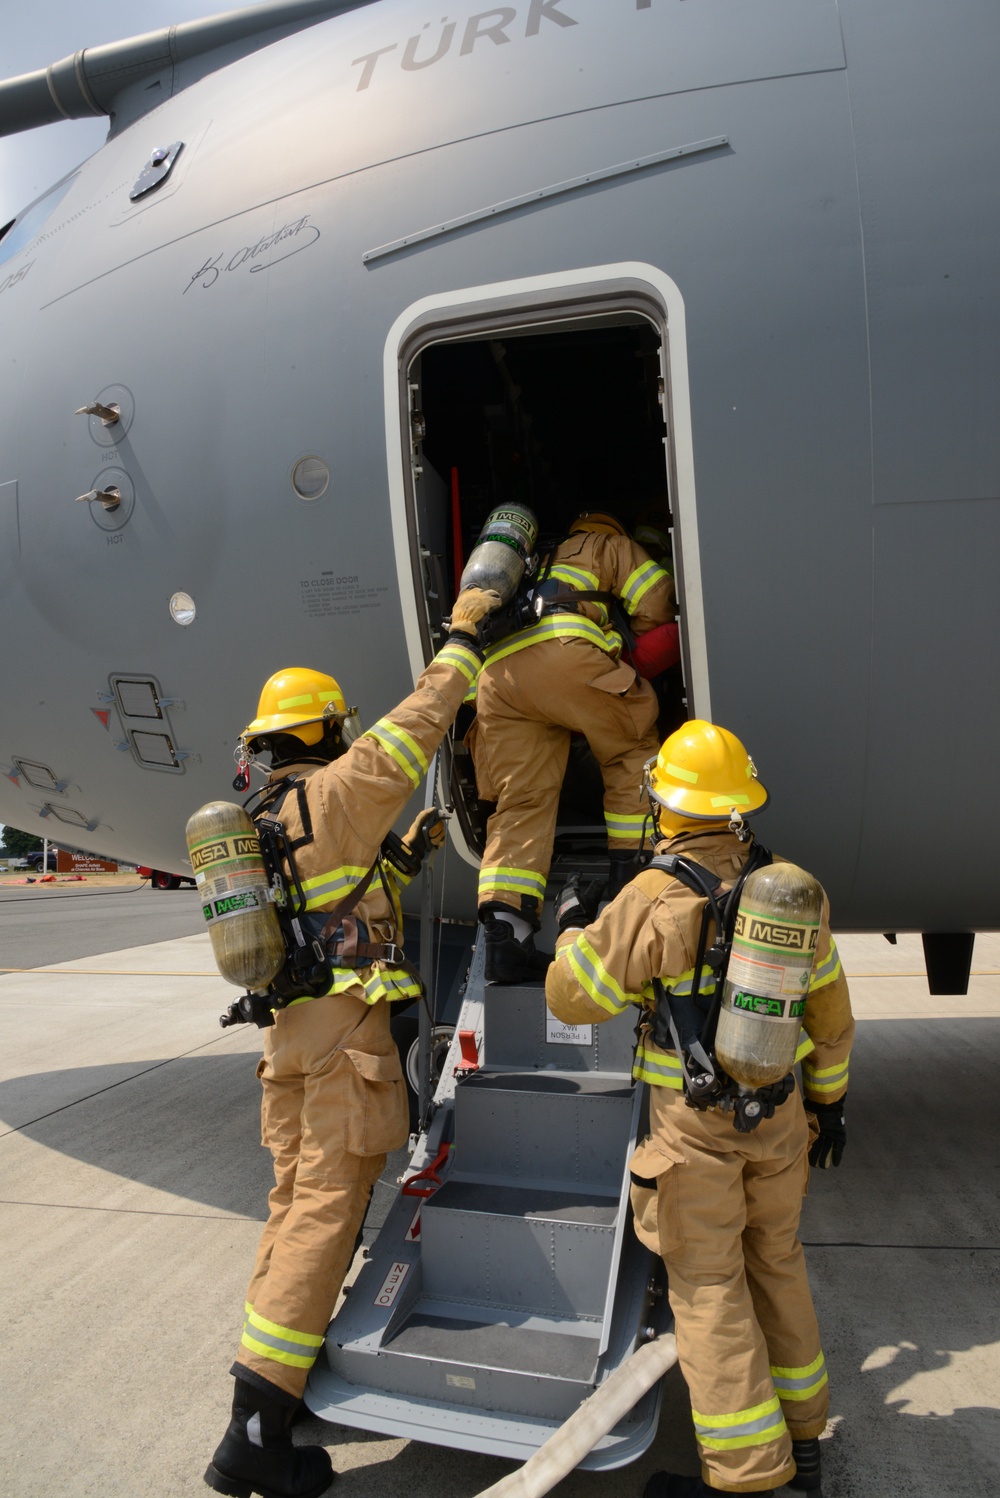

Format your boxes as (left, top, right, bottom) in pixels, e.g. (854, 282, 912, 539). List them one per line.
(1, 0, 997, 933)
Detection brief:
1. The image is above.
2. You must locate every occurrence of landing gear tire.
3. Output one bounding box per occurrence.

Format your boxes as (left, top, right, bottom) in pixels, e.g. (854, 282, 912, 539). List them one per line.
(391, 1015, 455, 1130)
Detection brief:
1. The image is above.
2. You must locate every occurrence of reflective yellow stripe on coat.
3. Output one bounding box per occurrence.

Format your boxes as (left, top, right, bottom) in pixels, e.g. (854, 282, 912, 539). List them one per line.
(364, 716, 429, 788)
(621, 558, 671, 614)
(484, 613, 623, 667)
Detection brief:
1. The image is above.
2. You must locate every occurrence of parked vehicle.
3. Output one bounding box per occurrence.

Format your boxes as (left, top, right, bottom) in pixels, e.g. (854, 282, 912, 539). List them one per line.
(25, 847, 58, 871)
(137, 866, 196, 891)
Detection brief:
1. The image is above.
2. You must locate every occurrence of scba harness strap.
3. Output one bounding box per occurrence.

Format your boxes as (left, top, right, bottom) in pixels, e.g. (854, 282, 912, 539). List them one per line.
(224, 775, 422, 1026)
(648, 841, 796, 1132)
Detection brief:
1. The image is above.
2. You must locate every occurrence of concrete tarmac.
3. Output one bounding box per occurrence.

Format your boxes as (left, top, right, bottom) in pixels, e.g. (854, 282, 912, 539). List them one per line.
(1, 924, 998, 1497)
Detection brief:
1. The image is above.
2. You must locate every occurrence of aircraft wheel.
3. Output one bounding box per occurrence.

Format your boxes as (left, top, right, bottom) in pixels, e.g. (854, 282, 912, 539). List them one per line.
(391, 1014, 455, 1129)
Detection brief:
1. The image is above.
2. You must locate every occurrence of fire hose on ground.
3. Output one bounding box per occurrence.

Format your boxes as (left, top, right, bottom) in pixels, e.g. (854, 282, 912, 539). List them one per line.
(474, 1332, 679, 1498)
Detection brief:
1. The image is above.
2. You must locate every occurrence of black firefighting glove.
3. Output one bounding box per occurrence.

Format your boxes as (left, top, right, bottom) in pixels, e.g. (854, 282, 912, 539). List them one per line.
(402, 807, 446, 859)
(806, 1097, 847, 1169)
(555, 874, 606, 934)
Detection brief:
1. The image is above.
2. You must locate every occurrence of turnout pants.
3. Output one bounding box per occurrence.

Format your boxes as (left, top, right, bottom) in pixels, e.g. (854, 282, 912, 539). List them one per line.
(235, 992, 408, 1400)
(474, 636, 659, 914)
(636, 1084, 829, 1493)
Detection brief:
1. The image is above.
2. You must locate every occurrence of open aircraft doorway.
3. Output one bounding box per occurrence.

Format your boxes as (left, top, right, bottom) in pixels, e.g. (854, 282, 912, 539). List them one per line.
(395, 285, 695, 874)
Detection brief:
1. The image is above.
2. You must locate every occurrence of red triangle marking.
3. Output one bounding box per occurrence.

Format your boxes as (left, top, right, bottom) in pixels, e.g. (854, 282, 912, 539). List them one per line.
(5, 771, 20, 785)
(92, 709, 111, 730)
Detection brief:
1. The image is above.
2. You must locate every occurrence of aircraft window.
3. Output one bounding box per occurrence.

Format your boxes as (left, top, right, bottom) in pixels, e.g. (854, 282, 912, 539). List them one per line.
(129, 731, 181, 769)
(113, 678, 163, 719)
(169, 592, 197, 626)
(40, 804, 94, 829)
(291, 457, 330, 501)
(408, 314, 683, 857)
(12, 759, 65, 792)
(0, 175, 77, 268)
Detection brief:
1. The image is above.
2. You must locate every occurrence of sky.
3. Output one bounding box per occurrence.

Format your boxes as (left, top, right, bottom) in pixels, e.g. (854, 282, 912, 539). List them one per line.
(0, 2, 239, 228)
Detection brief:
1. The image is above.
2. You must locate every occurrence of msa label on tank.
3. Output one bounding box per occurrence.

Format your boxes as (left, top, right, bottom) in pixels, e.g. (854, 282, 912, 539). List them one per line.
(374, 1261, 410, 1307)
(734, 911, 818, 952)
(729, 991, 807, 1022)
(190, 833, 261, 872)
(727, 951, 810, 1000)
(546, 1016, 593, 1046)
(202, 887, 270, 924)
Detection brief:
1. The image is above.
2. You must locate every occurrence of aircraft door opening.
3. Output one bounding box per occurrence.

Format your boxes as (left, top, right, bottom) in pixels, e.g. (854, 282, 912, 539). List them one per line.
(395, 284, 697, 868)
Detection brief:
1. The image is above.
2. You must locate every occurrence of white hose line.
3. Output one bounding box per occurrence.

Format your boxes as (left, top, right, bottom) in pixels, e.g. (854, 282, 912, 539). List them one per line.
(474, 1333, 679, 1498)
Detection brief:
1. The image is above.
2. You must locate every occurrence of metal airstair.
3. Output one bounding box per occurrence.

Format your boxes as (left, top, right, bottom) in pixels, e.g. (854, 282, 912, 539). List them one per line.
(305, 928, 673, 1468)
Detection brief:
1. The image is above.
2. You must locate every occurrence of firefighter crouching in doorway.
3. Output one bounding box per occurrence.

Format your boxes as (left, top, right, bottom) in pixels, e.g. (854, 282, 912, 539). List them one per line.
(204, 586, 501, 1498)
(546, 721, 853, 1497)
(471, 511, 675, 984)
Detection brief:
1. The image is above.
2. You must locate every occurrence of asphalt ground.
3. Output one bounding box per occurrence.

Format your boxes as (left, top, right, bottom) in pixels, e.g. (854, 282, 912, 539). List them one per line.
(0, 876, 203, 968)
(1, 895, 998, 1497)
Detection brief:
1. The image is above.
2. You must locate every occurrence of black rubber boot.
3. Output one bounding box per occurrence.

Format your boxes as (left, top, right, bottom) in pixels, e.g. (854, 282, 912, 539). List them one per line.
(482, 914, 552, 984)
(607, 849, 642, 900)
(204, 1376, 334, 1498)
(788, 1437, 822, 1491)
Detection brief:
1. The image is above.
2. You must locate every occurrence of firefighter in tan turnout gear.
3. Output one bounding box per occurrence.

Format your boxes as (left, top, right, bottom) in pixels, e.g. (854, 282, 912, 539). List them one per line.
(203, 586, 500, 1498)
(472, 511, 675, 983)
(546, 721, 853, 1498)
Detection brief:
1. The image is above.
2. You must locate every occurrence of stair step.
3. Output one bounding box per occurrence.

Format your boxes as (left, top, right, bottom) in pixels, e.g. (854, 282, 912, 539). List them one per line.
(452, 1070, 634, 1192)
(385, 1308, 601, 1382)
(421, 1180, 617, 1317)
(483, 983, 637, 1073)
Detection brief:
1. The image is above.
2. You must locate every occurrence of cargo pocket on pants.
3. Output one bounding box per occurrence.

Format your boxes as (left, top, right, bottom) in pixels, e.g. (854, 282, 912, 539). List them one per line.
(341, 1046, 409, 1157)
(629, 1136, 686, 1257)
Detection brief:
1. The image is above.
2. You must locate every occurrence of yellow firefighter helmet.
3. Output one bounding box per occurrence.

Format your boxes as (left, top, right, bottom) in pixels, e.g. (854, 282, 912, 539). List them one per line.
(645, 720, 769, 822)
(243, 668, 349, 749)
(569, 511, 628, 537)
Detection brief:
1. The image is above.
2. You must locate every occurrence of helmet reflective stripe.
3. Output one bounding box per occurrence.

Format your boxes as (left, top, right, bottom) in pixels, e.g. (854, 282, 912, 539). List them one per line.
(647, 720, 769, 821)
(770, 1352, 828, 1401)
(692, 1396, 786, 1451)
(243, 667, 347, 745)
(621, 559, 669, 613)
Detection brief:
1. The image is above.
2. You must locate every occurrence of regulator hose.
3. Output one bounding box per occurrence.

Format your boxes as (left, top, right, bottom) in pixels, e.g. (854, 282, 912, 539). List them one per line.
(474, 1332, 678, 1498)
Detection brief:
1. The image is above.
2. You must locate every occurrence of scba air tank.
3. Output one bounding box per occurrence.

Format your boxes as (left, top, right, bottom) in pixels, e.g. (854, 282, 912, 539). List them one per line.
(459, 503, 538, 604)
(714, 863, 823, 1089)
(185, 801, 285, 990)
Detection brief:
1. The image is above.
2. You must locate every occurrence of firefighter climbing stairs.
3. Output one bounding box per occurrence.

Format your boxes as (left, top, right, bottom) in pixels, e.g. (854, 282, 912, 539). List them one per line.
(305, 932, 672, 1467)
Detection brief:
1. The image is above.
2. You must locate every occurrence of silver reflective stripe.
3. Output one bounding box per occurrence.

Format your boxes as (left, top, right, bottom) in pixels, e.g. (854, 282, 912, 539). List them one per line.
(566, 940, 631, 1014)
(244, 1323, 319, 1359)
(772, 1363, 827, 1395)
(247, 1412, 263, 1448)
(693, 1404, 785, 1440)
